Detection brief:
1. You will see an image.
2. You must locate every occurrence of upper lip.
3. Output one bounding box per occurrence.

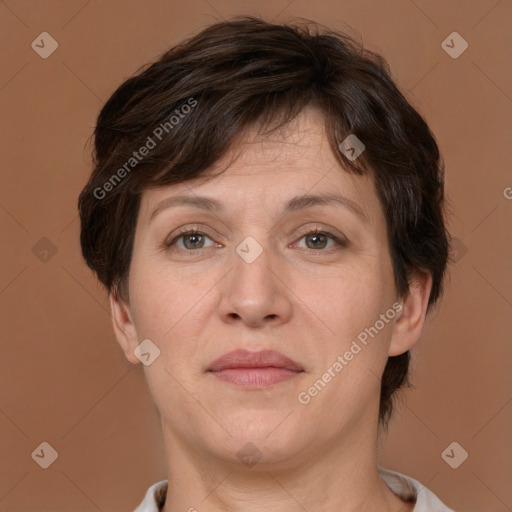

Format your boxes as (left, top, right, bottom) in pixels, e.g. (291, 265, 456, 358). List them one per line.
(207, 349, 304, 372)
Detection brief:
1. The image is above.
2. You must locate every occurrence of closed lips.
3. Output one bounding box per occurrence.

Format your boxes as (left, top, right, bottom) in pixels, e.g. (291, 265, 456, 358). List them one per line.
(207, 349, 304, 372)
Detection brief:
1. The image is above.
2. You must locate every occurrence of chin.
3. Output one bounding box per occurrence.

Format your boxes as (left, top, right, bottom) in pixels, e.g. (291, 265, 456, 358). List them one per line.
(214, 415, 306, 462)
(224, 409, 294, 438)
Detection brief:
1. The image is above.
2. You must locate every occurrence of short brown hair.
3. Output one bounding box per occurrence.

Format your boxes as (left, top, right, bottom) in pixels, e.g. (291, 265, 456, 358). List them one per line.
(78, 16, 450, 429)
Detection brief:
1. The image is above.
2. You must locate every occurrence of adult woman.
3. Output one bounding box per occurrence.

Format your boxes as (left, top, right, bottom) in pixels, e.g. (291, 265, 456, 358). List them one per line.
(78, 16, 454, 511)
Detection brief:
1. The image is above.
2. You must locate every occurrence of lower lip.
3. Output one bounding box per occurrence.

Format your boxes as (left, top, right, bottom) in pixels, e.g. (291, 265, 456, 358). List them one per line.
(209, 368, 302, 388)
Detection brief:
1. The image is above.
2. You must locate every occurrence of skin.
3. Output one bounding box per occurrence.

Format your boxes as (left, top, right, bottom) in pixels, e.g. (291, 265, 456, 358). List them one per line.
(111, 106, 431, 512)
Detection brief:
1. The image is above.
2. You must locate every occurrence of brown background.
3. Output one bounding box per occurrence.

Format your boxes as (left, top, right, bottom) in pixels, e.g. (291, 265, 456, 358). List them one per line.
(1, 1, 511, 511)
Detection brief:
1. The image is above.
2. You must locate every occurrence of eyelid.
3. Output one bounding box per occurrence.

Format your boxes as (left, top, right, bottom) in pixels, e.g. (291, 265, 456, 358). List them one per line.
(295, 223, 341, 237)
(163, 225, 218, 250)
(293, 224, 348, 243)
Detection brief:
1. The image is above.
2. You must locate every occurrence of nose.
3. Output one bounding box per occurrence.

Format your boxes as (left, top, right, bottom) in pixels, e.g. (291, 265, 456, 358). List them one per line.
(217, 237, 293, 328)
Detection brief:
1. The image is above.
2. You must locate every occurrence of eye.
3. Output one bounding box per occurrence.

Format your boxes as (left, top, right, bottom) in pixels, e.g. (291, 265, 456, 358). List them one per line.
(294, 228, 348, 251)
(165, 228, 216, 251)
(162, 226, 348, 253)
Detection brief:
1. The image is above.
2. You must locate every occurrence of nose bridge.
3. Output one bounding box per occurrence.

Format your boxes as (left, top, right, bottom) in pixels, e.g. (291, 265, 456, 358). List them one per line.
(232, 232, 276, 298)
(219, 231, 292, 326)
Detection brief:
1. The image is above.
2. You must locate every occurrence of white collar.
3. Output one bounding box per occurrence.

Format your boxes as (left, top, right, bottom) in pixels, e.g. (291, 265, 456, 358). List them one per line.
(134, 467, 455, 511)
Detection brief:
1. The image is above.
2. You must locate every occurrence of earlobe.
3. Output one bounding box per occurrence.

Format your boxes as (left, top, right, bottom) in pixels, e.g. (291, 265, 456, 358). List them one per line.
(388, 272, 433, 357)
(109, 289, 141, 365)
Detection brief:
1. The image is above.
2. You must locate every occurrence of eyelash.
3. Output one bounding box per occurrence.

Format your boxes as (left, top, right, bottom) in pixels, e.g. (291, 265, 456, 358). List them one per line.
(163, 226, 348, 253)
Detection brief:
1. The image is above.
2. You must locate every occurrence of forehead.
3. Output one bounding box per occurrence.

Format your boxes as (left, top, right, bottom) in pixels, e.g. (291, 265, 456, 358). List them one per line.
(138, 107, 380, 225)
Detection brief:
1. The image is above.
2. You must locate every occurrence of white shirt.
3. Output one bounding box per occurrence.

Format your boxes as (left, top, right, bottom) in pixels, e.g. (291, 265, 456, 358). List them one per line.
(134, 467, 455, 511)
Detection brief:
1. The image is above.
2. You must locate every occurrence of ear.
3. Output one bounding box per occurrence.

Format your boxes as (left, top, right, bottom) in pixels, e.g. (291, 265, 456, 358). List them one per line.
(388, 271, 433, 357)
(109, 289, 141, 365)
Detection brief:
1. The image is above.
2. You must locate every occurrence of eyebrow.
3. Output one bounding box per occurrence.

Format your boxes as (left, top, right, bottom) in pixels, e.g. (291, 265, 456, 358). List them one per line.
(149, 192, 368, 223)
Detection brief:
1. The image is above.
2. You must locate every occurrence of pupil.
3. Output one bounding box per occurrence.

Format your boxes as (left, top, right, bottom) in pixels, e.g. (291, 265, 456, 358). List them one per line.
(308, 234, 326, 249)
(186, 234, 202, 249)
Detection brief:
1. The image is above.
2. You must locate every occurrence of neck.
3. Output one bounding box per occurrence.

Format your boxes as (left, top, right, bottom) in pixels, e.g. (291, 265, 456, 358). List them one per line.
(160, 414, 411, 512)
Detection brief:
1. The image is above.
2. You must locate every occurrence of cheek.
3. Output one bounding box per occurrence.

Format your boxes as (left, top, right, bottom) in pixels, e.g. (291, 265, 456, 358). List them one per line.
(129, 255, 200, 331)
(298, 317, 393, 424)
(301, 264, 388, 338)
(296, 264, 394, 405)
(128, 261, 217, 373)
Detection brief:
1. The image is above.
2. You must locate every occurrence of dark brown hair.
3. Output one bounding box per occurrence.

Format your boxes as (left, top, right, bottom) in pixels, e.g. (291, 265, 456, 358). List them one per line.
(78, 15, 450, 429)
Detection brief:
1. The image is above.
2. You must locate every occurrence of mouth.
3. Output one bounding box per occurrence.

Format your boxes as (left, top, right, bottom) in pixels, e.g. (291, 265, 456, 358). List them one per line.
(207, 349, 304, 389)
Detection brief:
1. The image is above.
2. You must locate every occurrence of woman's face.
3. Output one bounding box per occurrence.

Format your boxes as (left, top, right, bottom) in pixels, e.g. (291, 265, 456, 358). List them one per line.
(112, 107, 423, 468)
